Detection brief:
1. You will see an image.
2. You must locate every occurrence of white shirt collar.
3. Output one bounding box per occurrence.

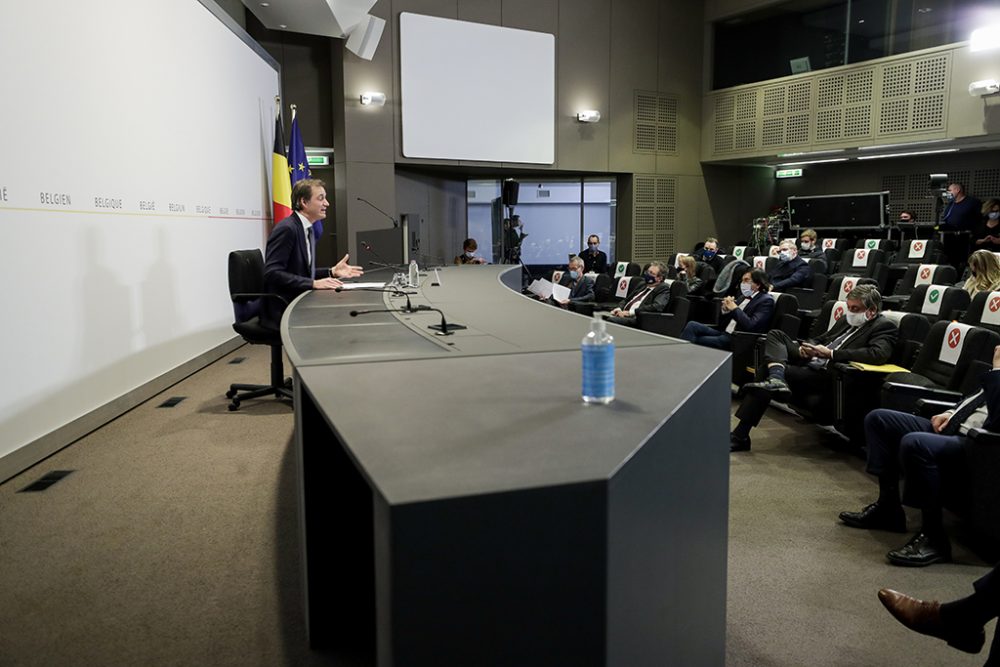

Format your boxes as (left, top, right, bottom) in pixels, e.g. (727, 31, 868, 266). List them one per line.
(295, 211, 313, 234)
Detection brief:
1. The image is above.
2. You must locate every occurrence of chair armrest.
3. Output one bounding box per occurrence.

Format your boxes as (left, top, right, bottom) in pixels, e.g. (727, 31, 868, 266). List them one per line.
(882, 382, 962, 403)
(967, 427, 1000, 445)
(914, 398, 955, 417)
(637, 311, 682, 337)
(232, 292, 288, 305)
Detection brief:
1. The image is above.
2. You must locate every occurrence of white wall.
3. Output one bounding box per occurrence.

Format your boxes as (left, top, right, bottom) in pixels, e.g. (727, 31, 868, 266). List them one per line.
(0, 0, 280, 471)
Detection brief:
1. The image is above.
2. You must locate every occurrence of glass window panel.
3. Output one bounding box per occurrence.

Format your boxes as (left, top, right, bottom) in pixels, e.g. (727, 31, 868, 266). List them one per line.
(467, 180, 500, 263)
(584, 180, 616, 266)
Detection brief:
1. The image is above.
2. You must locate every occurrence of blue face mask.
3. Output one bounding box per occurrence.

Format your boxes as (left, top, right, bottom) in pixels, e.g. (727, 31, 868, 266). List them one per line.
(643, 272, 656, 284)
(703, 250, 716, 259)
(568, 270, 579, 280)
(778, 251, 792, 262)
(740, 282, 754, 298)
(588, 244, 598, 251)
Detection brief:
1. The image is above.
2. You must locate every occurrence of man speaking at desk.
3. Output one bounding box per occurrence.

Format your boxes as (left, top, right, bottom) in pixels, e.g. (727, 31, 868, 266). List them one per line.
(261, 179, 363, 329)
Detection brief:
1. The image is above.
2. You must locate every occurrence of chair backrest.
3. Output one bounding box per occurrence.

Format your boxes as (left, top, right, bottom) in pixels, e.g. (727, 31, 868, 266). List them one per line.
(824, 274, 877, 302)
(880, 310, 931, 367)
(910, 321, 1000, 390)
(856, 238, 894, 252)
(890, 264, 955, 298)
(593, 272, 614, 301)
(614, 275, 642, 298)
(809, 300, 848, 338)
(663, 278, 690, 300)
(613, 261, 641, 278)
(228, 249, 265, 323)
(768, 292, 801, 337)
(807, 257, 829, 275)
(729, 246, 748, 262)
(841, 248, 886, 278)
(961, 290, 1000, 333)
(894, 239, 942, 264)
(904, 284, 972, 322)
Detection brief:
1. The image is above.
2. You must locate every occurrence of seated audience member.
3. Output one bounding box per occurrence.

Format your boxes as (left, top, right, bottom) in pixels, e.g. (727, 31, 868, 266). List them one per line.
(606, 261, 670, 327)
(877, 563, 1000, 658)
(839, 345, 1000, 566)
(964, 249, 1000, 297)
(538, 256, 594, 307)
(676, 255, 706, 296)
(680, 268, 773, 350)
(766, 240, 813, 291)
(730, 284, 896, 452)
(694, 237, 726, 274)
(262, 178, 364, 329)
(455, 238, 487, 265)
(797, 228, 827, 271)
(580, 234, 609, 274)
(899, 210, 917, 225)
(973, 199, 1000, 253)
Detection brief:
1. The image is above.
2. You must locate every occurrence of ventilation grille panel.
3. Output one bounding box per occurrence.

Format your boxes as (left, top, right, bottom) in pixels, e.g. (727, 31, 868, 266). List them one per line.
(973, 169, 1000, 198)
(788, 81, 812, 112)
(634, 91, 679, 155)
(763, 87, 786, 116)
(632, 175, 677, 263)
(818, 76, 844, 108)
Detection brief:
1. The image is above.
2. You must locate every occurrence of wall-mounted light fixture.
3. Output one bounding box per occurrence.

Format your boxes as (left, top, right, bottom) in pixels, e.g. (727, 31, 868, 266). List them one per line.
(969, 79, 1000, 97)
(360, 91, 386, 106)
(576, 110, 601, 123)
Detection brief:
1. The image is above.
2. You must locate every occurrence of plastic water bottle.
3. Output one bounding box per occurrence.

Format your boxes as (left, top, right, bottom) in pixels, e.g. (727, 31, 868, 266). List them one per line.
(582, 315, 615, 404)
(408, 259, 419, 287)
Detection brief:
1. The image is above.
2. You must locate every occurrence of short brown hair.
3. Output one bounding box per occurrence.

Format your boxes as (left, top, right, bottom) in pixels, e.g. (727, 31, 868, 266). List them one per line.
(463, 238, 478, 251)
(292, 178, 326, 211)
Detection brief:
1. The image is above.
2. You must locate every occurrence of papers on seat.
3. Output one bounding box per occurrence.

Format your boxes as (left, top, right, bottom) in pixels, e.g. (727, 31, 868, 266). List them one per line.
(846, 362, 910, 373)
(338, 282, 387, 290)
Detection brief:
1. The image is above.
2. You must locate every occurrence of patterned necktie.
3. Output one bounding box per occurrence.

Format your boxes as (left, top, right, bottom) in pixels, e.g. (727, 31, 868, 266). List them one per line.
(624, 286, 651, 312)
(941, 390, 987, 436)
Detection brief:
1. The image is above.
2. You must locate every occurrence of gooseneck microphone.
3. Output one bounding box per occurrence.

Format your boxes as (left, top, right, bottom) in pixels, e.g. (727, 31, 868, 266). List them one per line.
(336, 285, 418, 312)
(350, 306, 467, 335)
(359, 240, 408, 271)
(357, 197, 398, 228)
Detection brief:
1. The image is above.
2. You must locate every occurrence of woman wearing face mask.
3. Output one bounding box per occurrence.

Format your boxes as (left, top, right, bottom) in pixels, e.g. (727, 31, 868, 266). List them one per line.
(455, 238, 487, 265)
(973, 199, 1000, 254)
(963, 248, 1000, 297)
(679, 269, 774, 350)
(676, 255, 707, 296)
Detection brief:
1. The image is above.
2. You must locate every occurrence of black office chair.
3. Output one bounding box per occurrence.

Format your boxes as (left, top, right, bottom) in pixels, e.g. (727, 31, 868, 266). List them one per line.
(225, 249, 293, 411)
(882, 264, 957, 309)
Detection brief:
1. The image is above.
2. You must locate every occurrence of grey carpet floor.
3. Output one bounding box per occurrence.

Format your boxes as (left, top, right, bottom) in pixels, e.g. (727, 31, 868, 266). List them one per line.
(0, 343, 993, 666)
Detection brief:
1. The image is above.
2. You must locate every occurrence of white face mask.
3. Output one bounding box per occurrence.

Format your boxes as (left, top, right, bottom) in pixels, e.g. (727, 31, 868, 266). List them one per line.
(465, 251, 475, 258)
(740, 282, 754, 298)
(990, 212, 1000, 220)
(800, 241, 813, 251)
(845, 310, 869, 327)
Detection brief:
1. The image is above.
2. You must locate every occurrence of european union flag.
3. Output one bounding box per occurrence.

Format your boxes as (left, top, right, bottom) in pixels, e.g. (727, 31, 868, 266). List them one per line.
(289, 114, 321, 239)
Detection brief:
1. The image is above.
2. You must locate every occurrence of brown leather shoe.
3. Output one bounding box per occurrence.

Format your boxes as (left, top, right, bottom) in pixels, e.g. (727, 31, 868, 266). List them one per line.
(877, 588, 985, 654)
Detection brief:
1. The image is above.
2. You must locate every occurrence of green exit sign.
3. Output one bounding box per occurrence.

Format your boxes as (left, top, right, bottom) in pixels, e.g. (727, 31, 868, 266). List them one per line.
(776, 168, 803, 179)
(307, 155, 329, 167)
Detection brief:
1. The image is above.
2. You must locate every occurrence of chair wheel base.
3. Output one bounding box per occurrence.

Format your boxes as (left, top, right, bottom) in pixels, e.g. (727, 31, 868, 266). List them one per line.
(225, 389, 237, 399)
(228, 401, 240, 411)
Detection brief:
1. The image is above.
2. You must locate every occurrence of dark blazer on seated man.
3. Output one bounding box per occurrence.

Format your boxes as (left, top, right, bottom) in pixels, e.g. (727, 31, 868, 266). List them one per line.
(261, 178, 363, 330)
(730, 284, 897, 452)
(605, 260, 670, 327)
(680, 268, 774, 350)
(766, 240, 813, 291)
(542, 256, 595, 308)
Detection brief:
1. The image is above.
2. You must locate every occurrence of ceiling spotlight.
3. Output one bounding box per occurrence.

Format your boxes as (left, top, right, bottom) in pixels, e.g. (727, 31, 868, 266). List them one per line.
(576, 110, 601, 123)
(360, 91, 386, 107)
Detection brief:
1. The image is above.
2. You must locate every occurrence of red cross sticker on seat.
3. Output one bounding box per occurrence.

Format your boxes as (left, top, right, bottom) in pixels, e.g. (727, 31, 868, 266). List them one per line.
(843, 279, 854, 293)
(990, 296, 1000, 313)
(913, 241, 924, 252)
(948, 328, 962, 349)
(619, 278, 629, 291)
(920, 267, 931, 280)
(833, 305, 845, 320)
(824, 239, 835, 249)
(857, 250, 867, 260)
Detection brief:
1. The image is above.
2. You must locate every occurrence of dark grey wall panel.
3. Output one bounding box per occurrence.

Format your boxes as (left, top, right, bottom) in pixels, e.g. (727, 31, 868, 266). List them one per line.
(609, 0, 658, 174)
(557, 0, 611, 172)
(500, 0, 558, 33)
(457, 0, 500, 24)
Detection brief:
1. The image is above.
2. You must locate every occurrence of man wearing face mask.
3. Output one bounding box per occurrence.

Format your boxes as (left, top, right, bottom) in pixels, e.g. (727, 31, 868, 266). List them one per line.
(537, 256, 594, 307)
(580, 234, 608, 274)
(680, 268, 774, 350)
(797, 228, 827, 272)
(941, 182, 982, 231)
(766, 240, 812, 291)
(839, 344, 1000, 567)
(606, 261, 670, 327)
(729, 284, 897, 452)
(694, 237, 726, 274)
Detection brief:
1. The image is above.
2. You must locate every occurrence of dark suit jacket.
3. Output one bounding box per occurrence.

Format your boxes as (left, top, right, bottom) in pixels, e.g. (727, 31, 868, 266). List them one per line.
(809, 314, 898, 365)
(719, 292, 775, 334)
(554, 274, 595, 303)
(261, 214, 329, 329)
(580, 249, 608, 274)
(619, 281, 671, 314)
(768, 256, 813, 290)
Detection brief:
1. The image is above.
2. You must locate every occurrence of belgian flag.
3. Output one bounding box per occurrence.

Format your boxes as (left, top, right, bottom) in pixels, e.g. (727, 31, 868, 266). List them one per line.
(271, 113, 291, 224)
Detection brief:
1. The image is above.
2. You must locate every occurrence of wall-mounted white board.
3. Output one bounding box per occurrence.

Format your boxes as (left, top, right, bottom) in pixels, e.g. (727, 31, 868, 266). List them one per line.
(399, 13, 555, 164)
(0, 0, 280, 472)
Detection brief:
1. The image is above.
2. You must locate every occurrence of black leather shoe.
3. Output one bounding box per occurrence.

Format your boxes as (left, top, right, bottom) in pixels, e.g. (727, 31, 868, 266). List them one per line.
(877, 588, 984, 654)
(741, 377, 791, 396)
(730, 432, 751, 452)
(838, 501, 907, 533)
(887, 532, 951, 567)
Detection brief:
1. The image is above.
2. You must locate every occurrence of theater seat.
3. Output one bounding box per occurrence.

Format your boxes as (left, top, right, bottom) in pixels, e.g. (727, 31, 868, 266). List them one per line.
(882, 264, 957, 309)
(901, 283, 971, 325)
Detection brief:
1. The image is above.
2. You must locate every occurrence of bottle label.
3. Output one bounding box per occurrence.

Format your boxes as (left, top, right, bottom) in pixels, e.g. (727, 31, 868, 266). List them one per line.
(582, 344, 615, 398)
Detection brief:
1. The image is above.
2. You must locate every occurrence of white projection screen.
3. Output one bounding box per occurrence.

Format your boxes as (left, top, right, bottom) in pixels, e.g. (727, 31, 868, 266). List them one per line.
(400, 13, 555, 164)
(0, 0, 279, 474)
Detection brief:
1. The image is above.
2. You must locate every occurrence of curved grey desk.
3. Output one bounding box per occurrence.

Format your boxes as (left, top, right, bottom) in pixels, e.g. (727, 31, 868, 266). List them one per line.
(283, 266, 731, 666)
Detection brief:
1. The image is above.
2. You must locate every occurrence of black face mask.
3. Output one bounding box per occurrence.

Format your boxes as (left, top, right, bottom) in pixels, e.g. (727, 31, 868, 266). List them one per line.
(643, 272, 657, 284)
